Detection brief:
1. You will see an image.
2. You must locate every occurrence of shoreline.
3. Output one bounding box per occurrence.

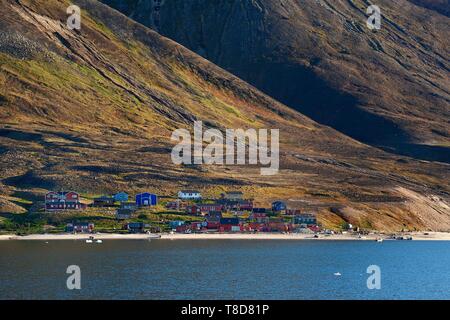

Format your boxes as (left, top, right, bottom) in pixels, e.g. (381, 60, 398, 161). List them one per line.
(0, 233, 161, 241)
(1, 232, 450, 241)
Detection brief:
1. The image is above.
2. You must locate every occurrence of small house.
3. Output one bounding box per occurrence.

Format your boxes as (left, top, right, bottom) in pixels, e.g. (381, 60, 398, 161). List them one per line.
(166, 200, 186, 210)
(205, 212, 222, 229)
(217, 199, 253, 211)
(136, 192, 158, 207)
(65, 222, 94, 233)
(294, 214, 317, 226)
(198, 203, 224, 214)
(126, 222, 146, 233)
(219, 218, 241, 232)
(271, 201, 287, 213)
(116, 208, 133, 220)
(169, 221, 185, 229)
(249, 212, 269, 223)
(45, 191, 85, 211)
(190, 221, 205, 232)
(121, 202, 137, 211)
(178, 190, 202, 200)
(93, 196, 115, 207)
(113, 192, 129, 202)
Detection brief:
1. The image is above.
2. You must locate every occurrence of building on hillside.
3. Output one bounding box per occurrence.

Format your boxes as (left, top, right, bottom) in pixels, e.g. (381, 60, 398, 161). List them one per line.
(120, 202, 137, 211)
(136, 193, 158, 207)
(219, 218, 241, 232)
(166, 200, 186, 210)
(65, 222, 94, 233)
(294, 213, 317, 226)
(178, 190, 202, 200)
(186, 203, 223, 215)
(221, 191, 244, 201)
(116, 208, 133, 220)
(190, 221, 206, 232)
(93, 196, 115, 207)
(217, 199, 253, 212)
(45, 191, 86, 211)
(169, 221, 185, 230)
(113, 192, 129, 202)
(271, 201, 287, 213)
(205, 211, 222, 230)
(249, 212, 269, 223)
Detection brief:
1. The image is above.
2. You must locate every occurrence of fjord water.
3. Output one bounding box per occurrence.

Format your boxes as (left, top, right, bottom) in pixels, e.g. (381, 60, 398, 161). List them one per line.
(0, 240, 449, 300)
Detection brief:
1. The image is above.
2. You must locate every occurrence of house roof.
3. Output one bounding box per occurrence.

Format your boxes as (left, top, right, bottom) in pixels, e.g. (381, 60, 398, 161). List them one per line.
(46, 191, 78, 196)
(220, 218, 240, 225)
(136, 192, 157, 196)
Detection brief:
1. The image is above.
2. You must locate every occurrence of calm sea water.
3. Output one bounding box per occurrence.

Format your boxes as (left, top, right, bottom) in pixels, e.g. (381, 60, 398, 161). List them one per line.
(0, 240, 449, 300)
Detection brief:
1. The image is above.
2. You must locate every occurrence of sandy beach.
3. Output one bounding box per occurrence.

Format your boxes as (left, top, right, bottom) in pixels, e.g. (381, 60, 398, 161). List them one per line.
(0, 233, 161, 241)
(160, 232, 450, 241)
(1, 232, 450, 241)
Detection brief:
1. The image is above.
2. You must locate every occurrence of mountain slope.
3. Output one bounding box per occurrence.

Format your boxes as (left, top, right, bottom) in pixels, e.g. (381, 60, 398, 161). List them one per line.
(102, 0, 450, 162)
(0, 0, 449, 231)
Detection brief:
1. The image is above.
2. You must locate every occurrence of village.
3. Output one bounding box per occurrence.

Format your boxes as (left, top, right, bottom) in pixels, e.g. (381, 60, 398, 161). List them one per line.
(43, 189, 329, 236)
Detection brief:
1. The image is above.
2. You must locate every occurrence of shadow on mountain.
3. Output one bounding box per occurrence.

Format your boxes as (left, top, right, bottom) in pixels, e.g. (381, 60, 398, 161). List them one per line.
(380, 144, 450, 163)
(234, 62, 449, 163)
(3, 171, 56, 190)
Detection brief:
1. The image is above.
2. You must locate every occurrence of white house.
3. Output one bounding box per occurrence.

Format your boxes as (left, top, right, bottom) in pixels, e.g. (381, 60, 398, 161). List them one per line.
(178, 190, 202, 200)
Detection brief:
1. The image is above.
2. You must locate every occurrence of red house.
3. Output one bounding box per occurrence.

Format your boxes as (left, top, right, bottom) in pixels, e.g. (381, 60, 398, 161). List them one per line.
(219, 218, 242, 232)
(186, 203, 223, 215)
(249, 212, 269, 223)
(45, 191, 85, 211)
(190, 221, 205, 232)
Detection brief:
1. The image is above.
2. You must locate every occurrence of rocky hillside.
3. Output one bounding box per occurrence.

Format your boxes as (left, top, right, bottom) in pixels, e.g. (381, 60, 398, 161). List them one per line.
(0, 0, 449, 231)
(103, 0, 450, 162)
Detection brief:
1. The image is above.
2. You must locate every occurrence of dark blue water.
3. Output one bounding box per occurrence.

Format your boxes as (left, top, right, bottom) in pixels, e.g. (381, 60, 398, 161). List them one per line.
(0, 240, 449, 300)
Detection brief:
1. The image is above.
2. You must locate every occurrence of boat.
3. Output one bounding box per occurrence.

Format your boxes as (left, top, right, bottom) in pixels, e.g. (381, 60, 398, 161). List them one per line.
(96, 239, 103, 244)
(86, 236, 94, 243)
(376, 238, 383, 242)
(334, 272, 342, 276)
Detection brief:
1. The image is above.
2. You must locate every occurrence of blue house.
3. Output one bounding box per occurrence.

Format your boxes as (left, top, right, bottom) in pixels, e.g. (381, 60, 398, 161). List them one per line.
(169, 221, 185, 229)
(114, 192, 129, 202)
(272, 201, 287, 212)
(136, 192, 158, 207)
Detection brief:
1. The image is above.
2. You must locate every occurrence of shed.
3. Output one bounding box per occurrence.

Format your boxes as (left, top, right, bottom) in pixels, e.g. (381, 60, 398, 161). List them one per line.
(272, 201, 287, 212)
(113, 192, 129, 202)
(136, 192, 158, 206)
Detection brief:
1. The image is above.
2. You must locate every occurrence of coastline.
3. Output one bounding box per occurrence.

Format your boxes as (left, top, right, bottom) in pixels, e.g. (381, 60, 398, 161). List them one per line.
(1, 232, 450, 241)
(0, 233, 161, 241)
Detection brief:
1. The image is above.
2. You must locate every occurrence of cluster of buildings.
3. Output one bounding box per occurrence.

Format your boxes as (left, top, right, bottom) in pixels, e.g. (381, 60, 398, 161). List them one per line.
(167, 191, 253, 214)
(44, 191, 157, 212)
(44, 190, 319, 234)
(169, 211, 319, 234)
(166, 191, 319, 234)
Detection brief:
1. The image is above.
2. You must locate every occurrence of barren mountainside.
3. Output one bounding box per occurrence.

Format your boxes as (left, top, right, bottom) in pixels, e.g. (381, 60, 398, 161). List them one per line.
(103, 0, 450, 162)
(0, 0, 449, 231)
